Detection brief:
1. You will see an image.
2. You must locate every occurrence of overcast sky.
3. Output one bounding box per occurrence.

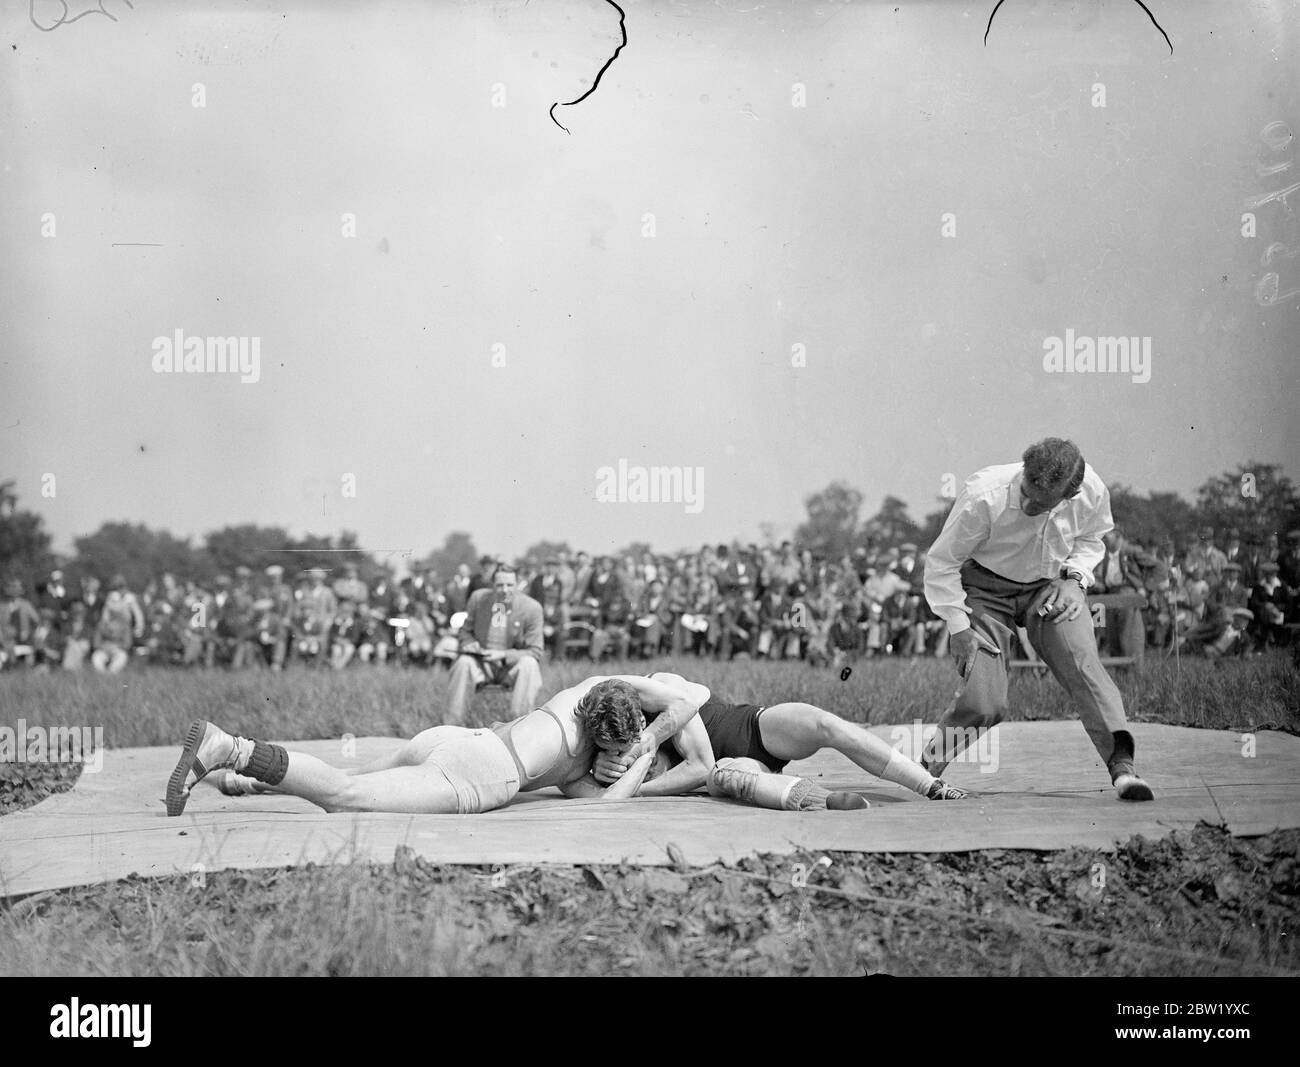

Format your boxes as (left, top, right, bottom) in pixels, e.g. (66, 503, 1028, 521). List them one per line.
(2, 0, 1297, 569)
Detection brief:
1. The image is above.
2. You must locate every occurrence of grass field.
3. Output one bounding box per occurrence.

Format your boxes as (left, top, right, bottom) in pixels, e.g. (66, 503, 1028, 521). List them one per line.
(2, 651, 1296, 750)
(1, 654, 1298, 976)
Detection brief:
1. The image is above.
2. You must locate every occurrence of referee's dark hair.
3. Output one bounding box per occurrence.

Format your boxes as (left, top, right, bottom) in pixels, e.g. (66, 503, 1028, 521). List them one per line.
(1022, 438, 1086, 499)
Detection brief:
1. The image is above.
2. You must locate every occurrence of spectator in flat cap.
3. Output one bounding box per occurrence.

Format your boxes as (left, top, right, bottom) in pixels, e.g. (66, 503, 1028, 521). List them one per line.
(1184, 607, 1254, 659)
(1209, 561, 1250, 616)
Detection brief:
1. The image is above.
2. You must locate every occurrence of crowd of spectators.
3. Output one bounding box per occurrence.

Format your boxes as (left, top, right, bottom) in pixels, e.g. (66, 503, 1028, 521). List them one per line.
(2, 525, 1298, 674)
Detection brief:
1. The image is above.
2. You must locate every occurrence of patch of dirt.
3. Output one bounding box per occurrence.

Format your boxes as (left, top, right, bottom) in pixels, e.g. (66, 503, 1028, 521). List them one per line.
(0, 760, 81, 816)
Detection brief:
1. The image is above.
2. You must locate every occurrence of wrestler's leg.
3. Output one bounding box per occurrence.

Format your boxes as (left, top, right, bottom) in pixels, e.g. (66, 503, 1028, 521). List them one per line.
(167, 720, 462, 815)
(759, 703, 961, 799)
(707, 756, 868, 811)
(214, 726, 455, 796)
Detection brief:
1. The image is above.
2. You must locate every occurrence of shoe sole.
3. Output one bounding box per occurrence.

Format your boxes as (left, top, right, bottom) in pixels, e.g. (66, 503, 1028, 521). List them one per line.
(1118, 780, 1155, 802)
(827, 791, 870, 811)
(165, 719, 211, 817)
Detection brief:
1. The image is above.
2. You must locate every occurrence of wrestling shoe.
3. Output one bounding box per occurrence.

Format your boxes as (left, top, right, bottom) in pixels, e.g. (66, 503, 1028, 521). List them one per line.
(926, 778, 968, 801)
(1108, 756, 1154, 801)
(212, 769, 272, 797)
(165, 720, 242, 816)
(827, 791, 870, 811)
(1112, 770, 1155, 801)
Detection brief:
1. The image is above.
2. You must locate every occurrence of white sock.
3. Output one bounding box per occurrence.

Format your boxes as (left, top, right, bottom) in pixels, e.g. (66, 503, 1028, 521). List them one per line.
(882, 750, 936, 797)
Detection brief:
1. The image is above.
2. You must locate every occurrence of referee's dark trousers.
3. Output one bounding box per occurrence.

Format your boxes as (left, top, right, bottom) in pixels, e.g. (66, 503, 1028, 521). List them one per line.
(923, 559, 1130, 771)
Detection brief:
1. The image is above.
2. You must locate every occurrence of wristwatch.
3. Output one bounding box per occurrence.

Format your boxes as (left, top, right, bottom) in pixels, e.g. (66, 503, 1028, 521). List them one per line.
(1062, 568, 1088, 590)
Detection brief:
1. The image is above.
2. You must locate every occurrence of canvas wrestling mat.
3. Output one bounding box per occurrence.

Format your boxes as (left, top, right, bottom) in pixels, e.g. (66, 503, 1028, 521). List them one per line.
(2, 722, 1297, 896)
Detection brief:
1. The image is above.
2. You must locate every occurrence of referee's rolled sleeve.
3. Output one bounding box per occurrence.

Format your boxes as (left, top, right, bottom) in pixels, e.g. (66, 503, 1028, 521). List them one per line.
(924, 493, 990, 635)
(1063, 484, 1113, 586)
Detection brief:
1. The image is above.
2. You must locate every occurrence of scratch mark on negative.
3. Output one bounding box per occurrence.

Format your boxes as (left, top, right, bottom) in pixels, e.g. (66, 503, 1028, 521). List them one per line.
(549, 0, 627, 134)
(984, 0, 1173, 55)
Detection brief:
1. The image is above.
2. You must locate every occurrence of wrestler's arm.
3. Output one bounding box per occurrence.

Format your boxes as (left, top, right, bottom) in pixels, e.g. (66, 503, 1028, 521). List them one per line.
(559, 751, 655, 799)
(615, 673, 710, 759)
(634, 714, 714, 797)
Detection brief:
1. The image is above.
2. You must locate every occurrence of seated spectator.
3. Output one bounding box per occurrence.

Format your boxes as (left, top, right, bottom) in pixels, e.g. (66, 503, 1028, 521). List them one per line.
(664, 563, 691, 655)
(36, 569, 69, 617)
(881, 587, 919, 655)
(61, 600, 93, 670)
(1091, 528, 1153, 657)
(589, 594, 633, 662)
(1209, 562, 1250, 616)
(756, 584, 791, 659)
(402, 601, 435, 665)
(765, 542, 801, 595)
(1249, 561, 1288, 649)
(527, 557, 569, 661)
(828, 598, 864, 672)
(633, 579, 672, 658)
(252, 597, 289, 670)
(297, 568, 337, 666)
(1183, 607, 1254, 659)
(864, 557, 908, 606)
(178, 582, 211, 667)
(144, 598, 181, 665)
(446, 565, 543, 722)
(720, 587, 760, 659)
(330, 602, 363, 669)
(29, 604, 65, 670)
(78, 574, 105, 630)
(355, 606, 389, 665)
(892, 544, 924, 594)
(1185, 526, 1228, 585)
(333, 562, 369, 606)
(92, 574, 144, 673)
(802, 593, 833, 668)
(1281, 530, 1300, 621)
(216, 569, 258, 670)
(1, 579, 42, 669)
(258, 565, 292, 669)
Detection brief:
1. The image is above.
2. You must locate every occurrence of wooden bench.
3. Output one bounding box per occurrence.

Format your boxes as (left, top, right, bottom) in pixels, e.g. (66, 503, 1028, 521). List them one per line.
(1010, 592, 1147, 671)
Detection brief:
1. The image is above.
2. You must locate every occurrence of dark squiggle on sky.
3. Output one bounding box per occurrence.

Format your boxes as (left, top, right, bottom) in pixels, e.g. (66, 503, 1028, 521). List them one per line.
(984, 0, 1173, 55)
(549, 0, 627, 134)
(30, 0, 134, 32)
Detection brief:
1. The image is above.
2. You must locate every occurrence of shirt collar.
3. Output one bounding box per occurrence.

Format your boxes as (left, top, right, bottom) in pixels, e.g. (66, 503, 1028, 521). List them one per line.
(1009, 469, 1070, 517)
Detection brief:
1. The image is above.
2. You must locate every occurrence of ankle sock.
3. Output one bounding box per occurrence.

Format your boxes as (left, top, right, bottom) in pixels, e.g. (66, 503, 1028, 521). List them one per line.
(243, 740, 289, 785)
(883, 750, 935, 797)
(784, 778, 821, 810)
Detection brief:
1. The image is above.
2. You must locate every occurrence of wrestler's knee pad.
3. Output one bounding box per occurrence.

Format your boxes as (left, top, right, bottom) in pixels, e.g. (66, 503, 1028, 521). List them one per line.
(707, 757, 767, 799)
